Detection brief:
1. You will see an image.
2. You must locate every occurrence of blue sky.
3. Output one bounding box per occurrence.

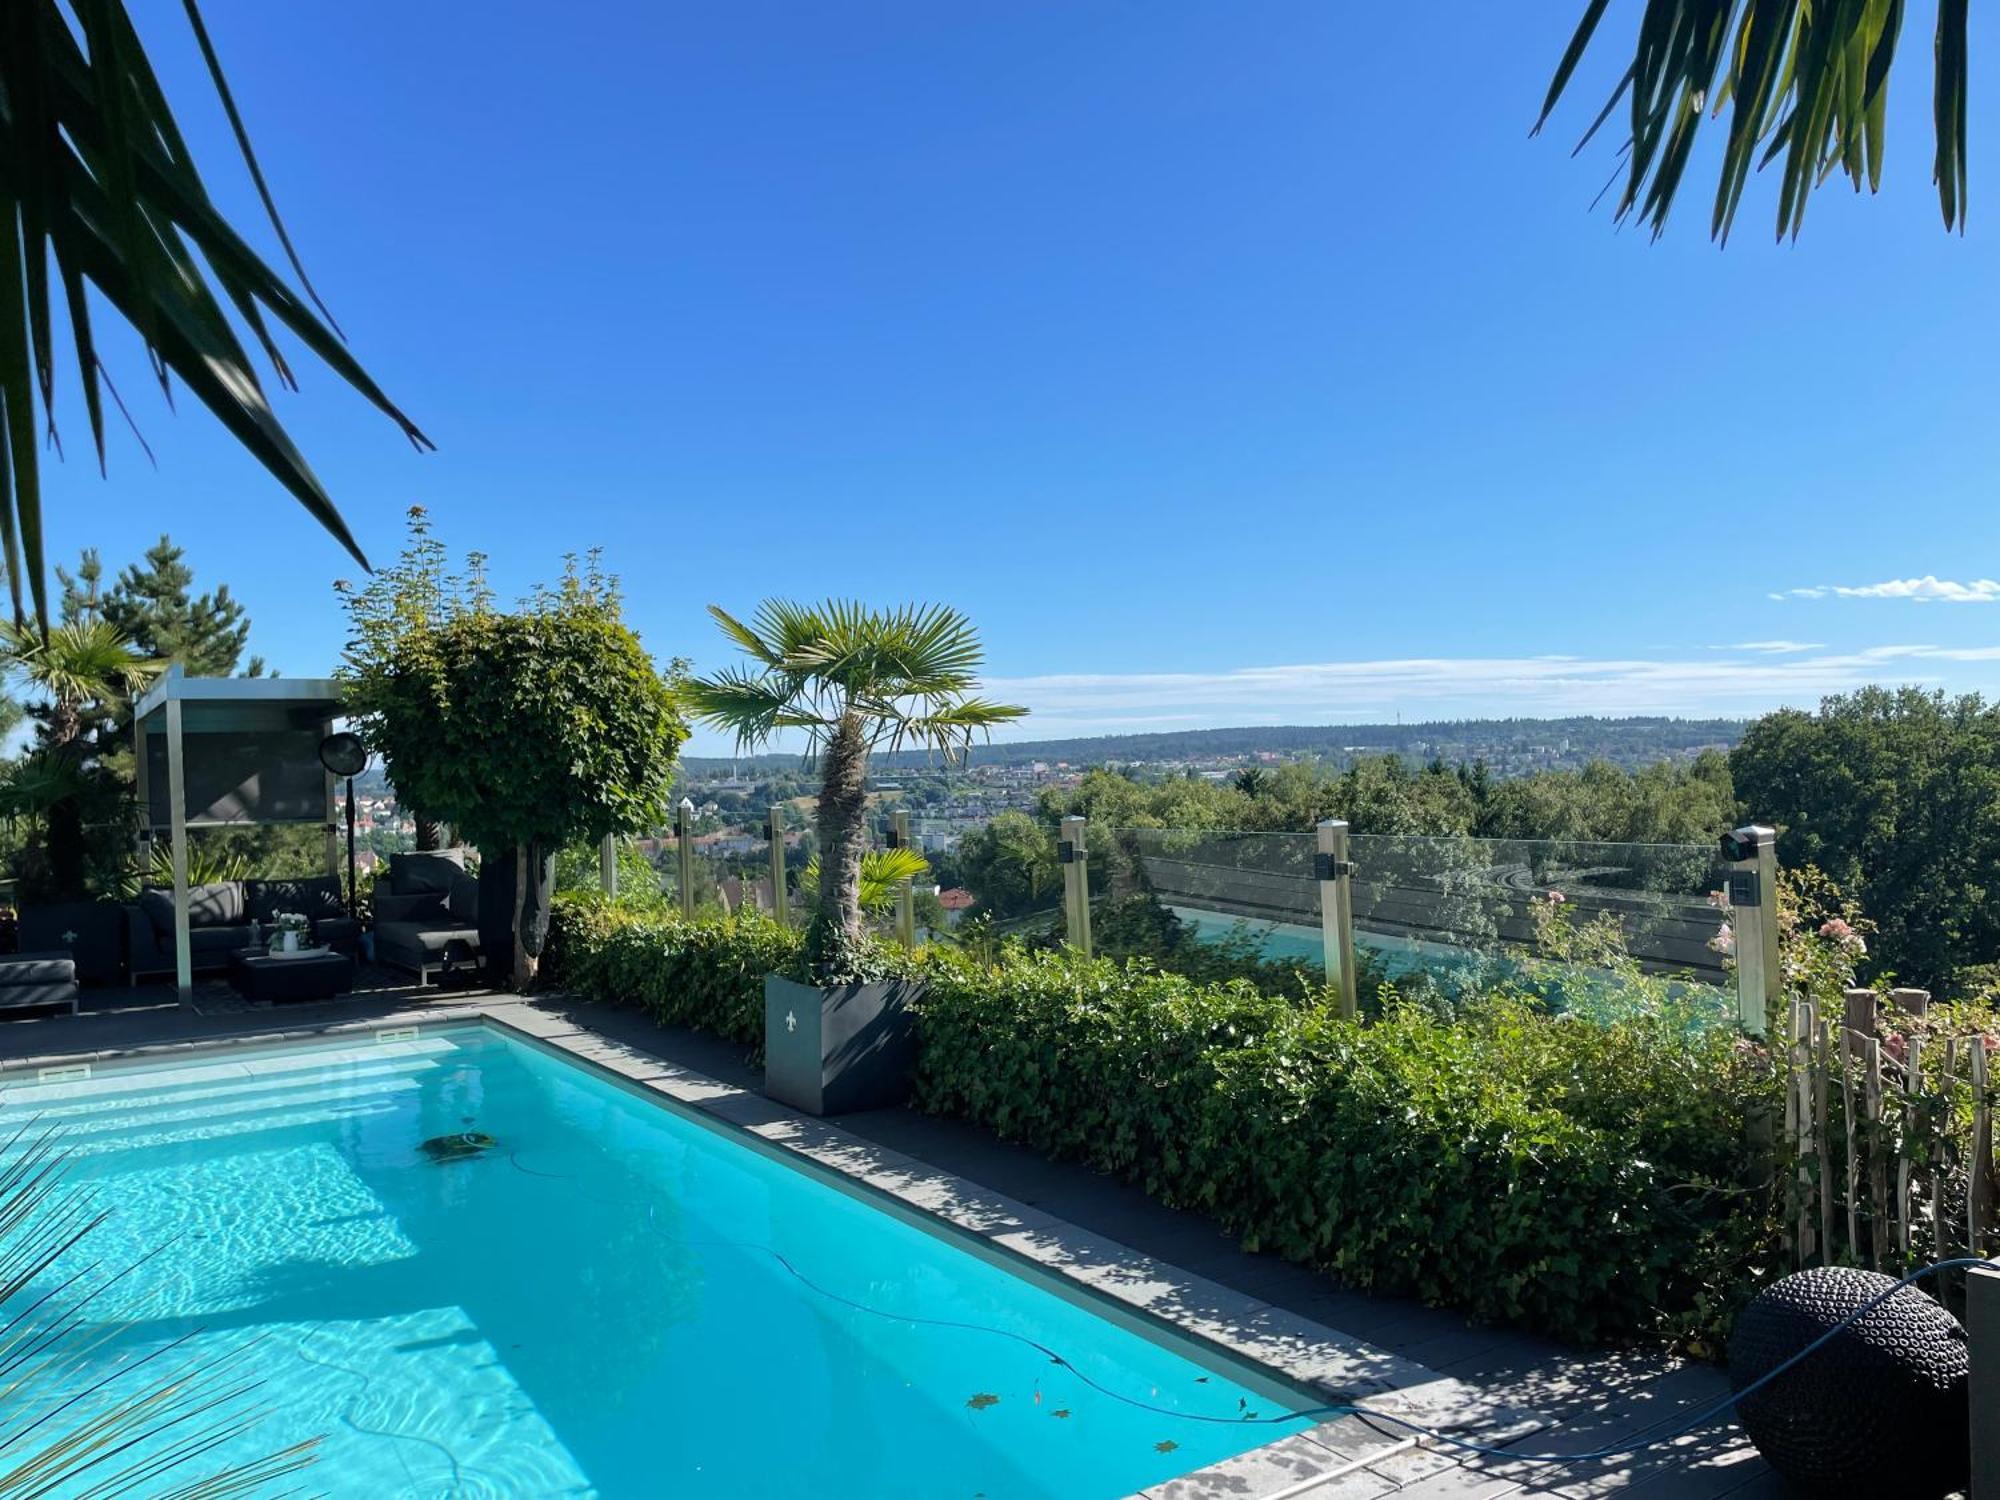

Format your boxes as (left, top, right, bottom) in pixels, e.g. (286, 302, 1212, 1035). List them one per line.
(35, 2, 2000, 754)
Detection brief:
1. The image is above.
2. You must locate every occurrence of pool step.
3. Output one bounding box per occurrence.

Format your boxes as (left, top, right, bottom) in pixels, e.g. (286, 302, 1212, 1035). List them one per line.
(0, 1043, 460, 1157)
(1, 1073, 427, 1157)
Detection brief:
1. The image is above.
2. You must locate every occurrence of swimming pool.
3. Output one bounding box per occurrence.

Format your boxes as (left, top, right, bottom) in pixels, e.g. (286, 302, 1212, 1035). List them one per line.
(0, 1024, 1309, 1498)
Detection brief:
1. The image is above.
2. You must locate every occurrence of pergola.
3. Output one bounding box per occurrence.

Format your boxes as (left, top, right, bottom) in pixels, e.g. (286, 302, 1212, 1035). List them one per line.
(130, 666, 345, 996)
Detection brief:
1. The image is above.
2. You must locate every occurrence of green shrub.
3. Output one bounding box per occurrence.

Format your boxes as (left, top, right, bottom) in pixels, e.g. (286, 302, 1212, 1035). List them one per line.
(545, 894, 1782, 1346)
(545, 894, 807, 1047)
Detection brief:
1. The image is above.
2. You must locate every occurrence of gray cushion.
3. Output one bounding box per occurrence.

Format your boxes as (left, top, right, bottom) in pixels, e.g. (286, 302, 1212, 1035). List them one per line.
(377, 921, 480, 959)
(390, 850, 470, 896)
(246, 877, 344, 924)
(139, 881, 244, 935)
(189, 927, 259, 956)
(447, 871, 480, 924)
(0, 952, 77, 985)
(374, 890, 447, 924)
(0, 982, 77, 1010)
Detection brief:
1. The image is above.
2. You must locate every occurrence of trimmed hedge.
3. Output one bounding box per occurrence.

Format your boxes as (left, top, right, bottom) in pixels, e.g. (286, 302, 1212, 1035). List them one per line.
(544, 896, 806, 1048)
(544, 895, 1780, 1346)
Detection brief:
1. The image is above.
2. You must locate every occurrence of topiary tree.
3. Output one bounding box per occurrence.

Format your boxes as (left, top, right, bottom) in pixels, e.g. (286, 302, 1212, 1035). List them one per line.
(339, 513, 687, 985)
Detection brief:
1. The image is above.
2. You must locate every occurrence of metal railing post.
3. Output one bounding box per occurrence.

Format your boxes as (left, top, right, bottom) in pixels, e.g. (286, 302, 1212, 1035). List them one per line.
(1725, 824, 1780, 1037)
(1060, 815, 1093, 959)
(892, 809, 917, 949)
(600, 833, 618, 899)
(1316, 819, 1358, 1019)
(1972, 1259, 2000, 1499)
(768, 806, 789, 926)
(676, 797, 695, 918)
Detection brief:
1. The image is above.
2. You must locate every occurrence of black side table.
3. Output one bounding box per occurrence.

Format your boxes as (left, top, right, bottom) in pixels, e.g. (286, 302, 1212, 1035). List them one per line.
(227, 948, 355, 1004)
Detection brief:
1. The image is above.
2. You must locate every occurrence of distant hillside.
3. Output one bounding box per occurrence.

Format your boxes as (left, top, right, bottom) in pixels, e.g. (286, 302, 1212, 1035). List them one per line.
(680, 716, 1746, 776)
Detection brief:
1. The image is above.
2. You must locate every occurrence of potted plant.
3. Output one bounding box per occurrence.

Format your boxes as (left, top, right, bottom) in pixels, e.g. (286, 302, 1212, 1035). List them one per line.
(688, 601, 1025, 1115)
(270, 911, 311, 956)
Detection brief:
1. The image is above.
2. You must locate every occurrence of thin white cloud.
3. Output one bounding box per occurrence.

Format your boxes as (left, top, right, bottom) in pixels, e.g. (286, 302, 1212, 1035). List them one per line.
(1715, 640, 1825, 654)
(681, 643, 2000, 754)
(1773, 576, 2000, 604)
(972, 644, 2000, 740)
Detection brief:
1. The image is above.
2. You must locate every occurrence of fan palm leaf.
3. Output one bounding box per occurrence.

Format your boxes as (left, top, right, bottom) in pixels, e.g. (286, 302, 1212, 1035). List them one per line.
(1539, 0, 1968, 239)
(1, 0, 429, 628)
(0, 1125, 320, 1495)
(798, 846, 931, 915)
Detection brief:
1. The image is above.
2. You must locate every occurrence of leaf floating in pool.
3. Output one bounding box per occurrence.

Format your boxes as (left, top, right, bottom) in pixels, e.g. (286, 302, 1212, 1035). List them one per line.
(1050, 1409, 1071, 1420)
(966, 1393, 1000, 1411)
(1154, 1440, 1178, 1454)
(1193, 1376, 1209, 1384)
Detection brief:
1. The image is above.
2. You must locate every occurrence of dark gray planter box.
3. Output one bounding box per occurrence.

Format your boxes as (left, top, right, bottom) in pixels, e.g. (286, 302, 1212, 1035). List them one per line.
(763, 974, 921, 1116)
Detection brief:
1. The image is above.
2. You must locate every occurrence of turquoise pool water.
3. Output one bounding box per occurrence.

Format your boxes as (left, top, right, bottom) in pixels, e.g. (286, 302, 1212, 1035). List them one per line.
(0, 1026, 1304, 1498)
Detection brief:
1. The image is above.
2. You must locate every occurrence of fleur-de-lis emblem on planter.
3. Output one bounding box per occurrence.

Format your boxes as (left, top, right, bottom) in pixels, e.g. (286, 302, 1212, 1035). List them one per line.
(784, 1009, 798, 1033)
(60, 930, 79, 946)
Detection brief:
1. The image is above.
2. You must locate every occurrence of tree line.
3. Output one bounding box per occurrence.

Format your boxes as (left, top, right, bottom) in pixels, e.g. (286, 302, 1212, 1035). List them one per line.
(950, 690, 2000, 997)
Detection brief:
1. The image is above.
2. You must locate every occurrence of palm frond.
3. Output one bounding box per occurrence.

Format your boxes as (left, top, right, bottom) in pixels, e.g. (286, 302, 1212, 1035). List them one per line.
(878, 696, 1030, 760)
(798, 846, 930, 914)
(1, 0, 430, 628)
(0, 1126, 321, 1495)
(680, 666, 828, 752)
(1539, 0, 1959, 240)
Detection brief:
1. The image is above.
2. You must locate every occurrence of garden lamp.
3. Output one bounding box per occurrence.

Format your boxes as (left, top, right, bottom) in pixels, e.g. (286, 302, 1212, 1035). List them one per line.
(318, 732, 371, 915)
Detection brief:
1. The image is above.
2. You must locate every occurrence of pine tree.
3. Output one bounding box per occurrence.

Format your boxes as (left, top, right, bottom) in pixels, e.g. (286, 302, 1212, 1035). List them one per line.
(98, 536, 263, 677)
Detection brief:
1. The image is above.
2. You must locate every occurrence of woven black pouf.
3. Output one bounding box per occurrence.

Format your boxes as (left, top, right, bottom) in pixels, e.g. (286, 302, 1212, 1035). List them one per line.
(1728, 1265, 1968, 1497)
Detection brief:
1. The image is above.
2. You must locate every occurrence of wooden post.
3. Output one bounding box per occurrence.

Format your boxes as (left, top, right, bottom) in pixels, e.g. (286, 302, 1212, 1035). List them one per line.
(1725, 825, 1779, 1037)
(165, 697, 192, 1001)
(1790, 1001, 1815, 1263)
(1970, 1258, 2000, 1500)
(1901, 1033, 1924, 1263)
(1059, 816, 1092, 959)
(1816, 1016, 1834, 1261)
(1974, 1041, 1994, 1260)
(1844, 987, 1877, 1060)
(1890, 987, 1932, 1017)
(676, 798, 695, 918)
(1842, 1038, 1860, 1258)
(1866, 1037, 1888, 1270)
(1942, 1042, 1961, 1274)
(768, 806, 789, 927)
(892, 809, 916, 949)
(1317, 819, 1358, 1020)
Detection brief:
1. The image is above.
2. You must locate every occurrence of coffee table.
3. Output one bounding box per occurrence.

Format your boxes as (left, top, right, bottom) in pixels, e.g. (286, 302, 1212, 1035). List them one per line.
(227, 947, 355, 1005)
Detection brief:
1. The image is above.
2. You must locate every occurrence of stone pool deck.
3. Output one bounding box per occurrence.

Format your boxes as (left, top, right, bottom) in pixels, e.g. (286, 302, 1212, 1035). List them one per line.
(0, 985, 1777, 1500)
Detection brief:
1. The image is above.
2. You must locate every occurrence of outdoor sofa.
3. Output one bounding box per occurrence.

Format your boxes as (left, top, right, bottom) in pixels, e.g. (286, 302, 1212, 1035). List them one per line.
(372, 850, 483, 983)
(124, 875, 360, 984)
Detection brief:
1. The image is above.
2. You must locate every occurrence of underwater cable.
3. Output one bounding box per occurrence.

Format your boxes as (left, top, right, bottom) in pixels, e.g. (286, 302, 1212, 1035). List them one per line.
(498, 1148, 1991, 1468)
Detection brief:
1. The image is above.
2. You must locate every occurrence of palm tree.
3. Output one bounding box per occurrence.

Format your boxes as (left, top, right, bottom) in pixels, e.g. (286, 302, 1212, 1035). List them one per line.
(1539, 2, 1968, 240)
(686, 601, 1026, 980)
(2, 619, 159, 897)
(1, 1, 428, 628)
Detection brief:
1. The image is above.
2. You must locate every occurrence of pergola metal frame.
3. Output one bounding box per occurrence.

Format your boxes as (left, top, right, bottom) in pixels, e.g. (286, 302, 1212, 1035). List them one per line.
(129, 665, 345, 997)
